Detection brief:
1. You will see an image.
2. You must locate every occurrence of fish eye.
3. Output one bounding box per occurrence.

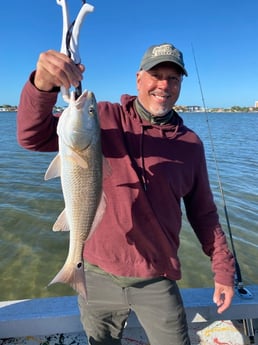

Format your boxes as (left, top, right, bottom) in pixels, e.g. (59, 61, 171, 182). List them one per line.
(88, 106, 95, 115)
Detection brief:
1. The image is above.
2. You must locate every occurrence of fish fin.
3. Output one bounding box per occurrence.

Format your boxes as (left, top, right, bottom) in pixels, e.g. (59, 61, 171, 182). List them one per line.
(87, 192, 107, 240)
(48, 260, 87, 300)
(53, 209, 70, 232)
(44, 154, 61, 180)
(68, 151, 88, 169)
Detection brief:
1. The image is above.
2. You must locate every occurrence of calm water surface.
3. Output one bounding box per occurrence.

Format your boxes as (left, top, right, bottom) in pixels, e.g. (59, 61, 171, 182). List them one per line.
(0, 111, 257, 300)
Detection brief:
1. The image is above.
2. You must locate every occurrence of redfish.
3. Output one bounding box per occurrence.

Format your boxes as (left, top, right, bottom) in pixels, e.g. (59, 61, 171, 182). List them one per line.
(45, 90, 105, 299)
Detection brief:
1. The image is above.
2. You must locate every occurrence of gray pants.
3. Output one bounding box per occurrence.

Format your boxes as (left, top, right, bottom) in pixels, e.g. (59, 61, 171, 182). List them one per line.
(78, 270, 191, 345)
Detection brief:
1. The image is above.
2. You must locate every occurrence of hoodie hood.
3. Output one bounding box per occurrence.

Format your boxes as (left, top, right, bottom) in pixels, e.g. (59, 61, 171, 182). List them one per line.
(120, 94, 185, 139)
(118, 94, 187, 191)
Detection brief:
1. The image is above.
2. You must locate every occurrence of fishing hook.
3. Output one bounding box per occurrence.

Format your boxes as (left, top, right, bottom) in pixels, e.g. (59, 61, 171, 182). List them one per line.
(56, 0, 94, 102)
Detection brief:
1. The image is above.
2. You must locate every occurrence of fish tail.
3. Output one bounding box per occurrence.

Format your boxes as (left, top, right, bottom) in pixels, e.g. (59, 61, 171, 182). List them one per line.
(48, 261, 87, 300)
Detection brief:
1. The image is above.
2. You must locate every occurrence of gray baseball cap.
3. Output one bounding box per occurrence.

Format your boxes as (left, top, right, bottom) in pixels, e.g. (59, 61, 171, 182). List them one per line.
(139, 43, 188, 76)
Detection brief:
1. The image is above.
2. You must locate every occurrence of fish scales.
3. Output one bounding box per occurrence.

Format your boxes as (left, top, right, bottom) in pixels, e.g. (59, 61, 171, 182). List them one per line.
(61, 136, 102, 236)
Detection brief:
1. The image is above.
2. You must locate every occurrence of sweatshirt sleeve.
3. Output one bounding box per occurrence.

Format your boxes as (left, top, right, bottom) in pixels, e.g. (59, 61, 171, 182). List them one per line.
(183, 142, 235, 286)
(17, 71, 59, 152)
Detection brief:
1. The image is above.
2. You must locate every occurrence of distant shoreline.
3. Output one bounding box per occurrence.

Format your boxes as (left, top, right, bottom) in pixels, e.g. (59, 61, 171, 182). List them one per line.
(2, 110, 258, 114)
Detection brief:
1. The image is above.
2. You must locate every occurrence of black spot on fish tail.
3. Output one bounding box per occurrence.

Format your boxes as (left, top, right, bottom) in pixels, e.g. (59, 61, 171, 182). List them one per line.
(48, 260, 87, 300)
(77, 261, 83, 269)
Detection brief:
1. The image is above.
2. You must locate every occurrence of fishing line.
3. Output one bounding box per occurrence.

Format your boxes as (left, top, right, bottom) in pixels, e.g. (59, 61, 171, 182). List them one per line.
(191, 44, 255, 343)
(65, 19, 82, 100)
(191, 44, 253, 297)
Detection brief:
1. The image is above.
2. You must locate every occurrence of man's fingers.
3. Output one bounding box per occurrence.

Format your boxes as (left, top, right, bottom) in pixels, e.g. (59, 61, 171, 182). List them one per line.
(35, 50, 84, 90)
(213, 282, 234, 314)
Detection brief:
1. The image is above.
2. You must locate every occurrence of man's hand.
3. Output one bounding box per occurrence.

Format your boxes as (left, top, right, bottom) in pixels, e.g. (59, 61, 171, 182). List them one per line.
(213, 282, 234, 314)
(34, 50, 85, 92)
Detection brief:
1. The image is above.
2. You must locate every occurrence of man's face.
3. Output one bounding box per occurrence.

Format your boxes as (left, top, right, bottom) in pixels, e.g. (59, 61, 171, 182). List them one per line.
(137, 63, 182, 116)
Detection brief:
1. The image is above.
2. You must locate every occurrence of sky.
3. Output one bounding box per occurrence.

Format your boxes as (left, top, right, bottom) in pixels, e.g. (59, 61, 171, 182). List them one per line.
(1, 0, 258, 108)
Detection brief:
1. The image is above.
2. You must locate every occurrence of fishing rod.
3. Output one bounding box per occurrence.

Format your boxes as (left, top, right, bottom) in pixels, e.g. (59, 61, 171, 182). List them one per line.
(191, 44, 255, 343)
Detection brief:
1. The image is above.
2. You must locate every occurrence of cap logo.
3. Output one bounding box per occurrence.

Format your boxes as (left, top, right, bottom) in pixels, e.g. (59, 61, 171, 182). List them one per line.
(151, 44, 180, 60)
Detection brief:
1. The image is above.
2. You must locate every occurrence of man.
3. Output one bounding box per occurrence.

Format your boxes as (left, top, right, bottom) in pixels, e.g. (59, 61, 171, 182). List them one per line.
(17, 43, 235, 345)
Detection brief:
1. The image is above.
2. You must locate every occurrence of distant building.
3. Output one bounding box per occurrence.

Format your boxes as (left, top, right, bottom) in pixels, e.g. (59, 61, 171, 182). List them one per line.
(187, 105, 203, 112)
(255, 101, 258, 108)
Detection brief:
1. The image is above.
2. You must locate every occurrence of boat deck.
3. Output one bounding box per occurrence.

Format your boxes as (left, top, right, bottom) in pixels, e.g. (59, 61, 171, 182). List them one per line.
(1, 286, 258, 344)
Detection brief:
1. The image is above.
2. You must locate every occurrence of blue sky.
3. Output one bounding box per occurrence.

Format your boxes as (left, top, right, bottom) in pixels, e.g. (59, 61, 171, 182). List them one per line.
(1, 0, 258, 108)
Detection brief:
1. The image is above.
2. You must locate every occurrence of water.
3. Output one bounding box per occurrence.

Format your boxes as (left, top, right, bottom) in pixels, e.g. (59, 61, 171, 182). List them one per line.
(0, 111, 257, 301)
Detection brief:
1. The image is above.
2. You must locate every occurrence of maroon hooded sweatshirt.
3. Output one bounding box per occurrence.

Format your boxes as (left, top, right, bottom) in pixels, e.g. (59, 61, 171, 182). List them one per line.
(17, 73, 235, 286)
